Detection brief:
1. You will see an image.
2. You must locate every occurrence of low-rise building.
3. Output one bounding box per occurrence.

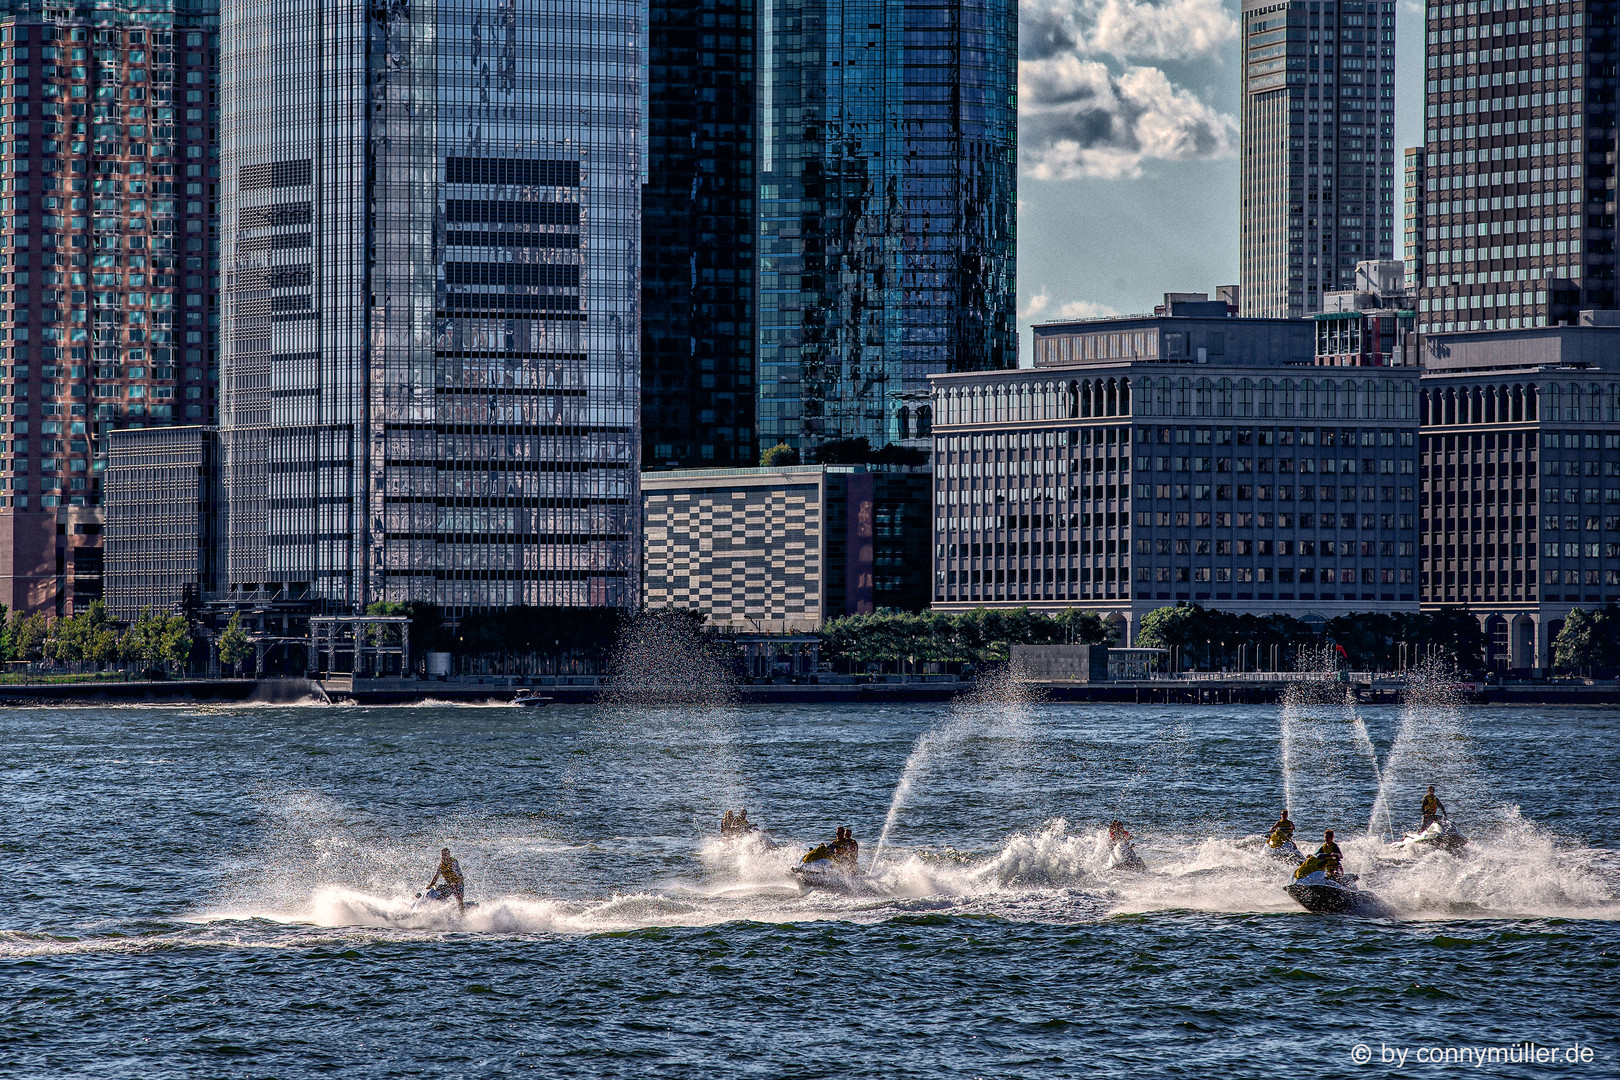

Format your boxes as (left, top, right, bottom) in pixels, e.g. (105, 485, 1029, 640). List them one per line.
(1313, 261, 1418, 368)
(931, 314, 1422, 642)
(641, 465, 930, 632)
(1417, 320, 1620, 671)
(104, 426, 218, 621)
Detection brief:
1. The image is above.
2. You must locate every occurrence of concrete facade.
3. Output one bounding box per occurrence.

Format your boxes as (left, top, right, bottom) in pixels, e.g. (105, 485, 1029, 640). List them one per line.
(931, 315, 1422, 644)
(1417, 323, 1620, 671)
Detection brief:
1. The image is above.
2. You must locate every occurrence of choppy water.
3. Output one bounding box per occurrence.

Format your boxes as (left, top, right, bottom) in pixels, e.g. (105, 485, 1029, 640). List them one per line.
(3, 700, 1617, 1077)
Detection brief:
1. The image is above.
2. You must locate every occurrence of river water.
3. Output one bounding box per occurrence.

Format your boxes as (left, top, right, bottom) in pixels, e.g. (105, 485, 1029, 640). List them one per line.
(3, 699, 1617, 1077)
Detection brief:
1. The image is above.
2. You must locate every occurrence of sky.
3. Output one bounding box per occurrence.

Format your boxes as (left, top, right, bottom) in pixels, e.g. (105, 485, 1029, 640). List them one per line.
(1014, 0, 1428, 358)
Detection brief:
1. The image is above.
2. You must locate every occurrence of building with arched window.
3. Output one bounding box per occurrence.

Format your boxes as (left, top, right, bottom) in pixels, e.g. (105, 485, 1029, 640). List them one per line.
(929, 313, 1420, 642)
(1418, 322, 1620, 672)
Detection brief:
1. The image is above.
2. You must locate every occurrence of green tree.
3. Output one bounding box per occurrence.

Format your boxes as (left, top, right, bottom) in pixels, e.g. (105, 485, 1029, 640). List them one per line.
(7, 610, 48, 662)
(218, 612, 252, 674)
(120, 608, 164, 667)
(1134, 604, 1207, 664)
(45, 601, 119, 665)
(158, 613, 194, 671)
(759, 443, 800, 468)
(1552, 604, 1620, 674)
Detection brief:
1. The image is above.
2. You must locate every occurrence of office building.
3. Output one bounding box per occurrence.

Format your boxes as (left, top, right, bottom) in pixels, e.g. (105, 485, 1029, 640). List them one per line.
(220, 0, 642, 615)
(1240, 0, 1398, 319)
(642, 0, 757, 470)
(931, 313, 1421, 643)
(755, 0, 1018, 457)
(641, 464, 931, 631)
(103, 423, 215, 620)
(1403, 146, 1426, 290)
(1417, 319, 1620, 671)
(0, 2, 218, 615)
(1313, 259, 1417, 365)
(1416, 0, 1617, 331)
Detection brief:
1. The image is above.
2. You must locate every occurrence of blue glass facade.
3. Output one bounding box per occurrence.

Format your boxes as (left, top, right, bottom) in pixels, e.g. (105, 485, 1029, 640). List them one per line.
(642, 0, 756, 470)
(221, 0, 642, 613)
(756, 0, 1016, 456)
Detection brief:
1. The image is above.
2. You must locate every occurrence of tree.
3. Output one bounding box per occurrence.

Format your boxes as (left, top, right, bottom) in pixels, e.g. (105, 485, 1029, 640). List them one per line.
(1552, 605, 1620, 674)
(218, 612, 252, 675)
(759, 443, 800, 468)
(158, 613, 194, 672)
(1134, 604, 1208, 665)
(6, 610, 48, 662)
(45, 601, 119, 665)
(120, 608, 191, 671)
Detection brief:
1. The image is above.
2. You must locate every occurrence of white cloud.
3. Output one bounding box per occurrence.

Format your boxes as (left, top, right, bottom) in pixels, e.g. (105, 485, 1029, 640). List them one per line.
(1021, 290, 1118, 322)
(1090, 0, 1237, 61)
(1018, 0, 1238, 180)
(1022, 0, 1236, 62)
(1019, 57, 1236, 181)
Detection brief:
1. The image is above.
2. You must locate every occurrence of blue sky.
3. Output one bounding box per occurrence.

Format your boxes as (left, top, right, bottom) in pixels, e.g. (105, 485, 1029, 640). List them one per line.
(1015, 0, 1427, 356)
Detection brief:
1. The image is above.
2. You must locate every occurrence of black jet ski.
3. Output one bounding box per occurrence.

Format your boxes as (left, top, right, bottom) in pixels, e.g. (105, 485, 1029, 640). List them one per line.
(1390, 819, 1468, 854)
(413, 884, 478, 911)
(1266, 838, 1305, 865)
(1285, 870, 1382, 915)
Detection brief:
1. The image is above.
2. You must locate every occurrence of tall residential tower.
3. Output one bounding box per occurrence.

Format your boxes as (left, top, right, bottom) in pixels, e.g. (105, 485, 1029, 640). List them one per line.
(220, 0, 642, 614)
(1415, 0, 1617, 331)
(0, 1, 218, 616)
(755, 0, 1017, 457)
(1240, 0, 1398, 319)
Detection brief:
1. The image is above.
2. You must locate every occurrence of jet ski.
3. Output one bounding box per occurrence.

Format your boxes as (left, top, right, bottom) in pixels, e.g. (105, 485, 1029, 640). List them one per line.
(413, 884, 478, 911)
(792, 844, 873, 893)
(1285, 870, 1382, 915)
(1266, 838, 1305, 865)
(1107, 839, 1147, 872)
(1390, 819, 1468, 854)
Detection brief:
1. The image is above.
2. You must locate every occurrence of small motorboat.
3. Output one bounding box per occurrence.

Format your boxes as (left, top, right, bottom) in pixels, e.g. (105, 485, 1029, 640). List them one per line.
(1266, 838, 1305, 865)
(1285, 870, 1382, 915)
(512, 689, 551, 708)
(1390, 819, 1468, 854)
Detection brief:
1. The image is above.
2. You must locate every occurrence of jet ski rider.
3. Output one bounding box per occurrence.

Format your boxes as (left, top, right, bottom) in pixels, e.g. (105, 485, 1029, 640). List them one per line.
(1268, 809, 1295, 847)
(1316, 830, 1345, 880)
(1421, 786, 1447, 829)
(831, 826, 858, 869)
(1108, 820, 1132, 844)
(428, 847, 466, 914)
(1292, 829, 1346, 882)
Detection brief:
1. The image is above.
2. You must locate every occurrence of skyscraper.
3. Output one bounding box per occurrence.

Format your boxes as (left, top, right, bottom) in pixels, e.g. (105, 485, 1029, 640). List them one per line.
(1240, 0, 1398, 319)
(0, 1, 218, 616)
(220, 0, 642, 614)
(1415, 0, 1617, 332)
(642, 0, 756, 470)
(1403, 145, 1427, 290)
(755, 0, 1017, 457)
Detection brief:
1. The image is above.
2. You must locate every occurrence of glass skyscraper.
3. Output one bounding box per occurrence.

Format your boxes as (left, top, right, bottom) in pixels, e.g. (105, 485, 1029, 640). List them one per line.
(0, 0, 218, 617)
(642, 0, 756, 470)
(220, 0, 642, 614)
(1415, 0, 1616, 332)
(1240, 0, 1398, 319)
(756, 0, 1016, 457)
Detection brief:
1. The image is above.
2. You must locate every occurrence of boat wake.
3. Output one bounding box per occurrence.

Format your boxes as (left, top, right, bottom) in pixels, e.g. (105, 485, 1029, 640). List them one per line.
(13, 811, 1610, 960)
